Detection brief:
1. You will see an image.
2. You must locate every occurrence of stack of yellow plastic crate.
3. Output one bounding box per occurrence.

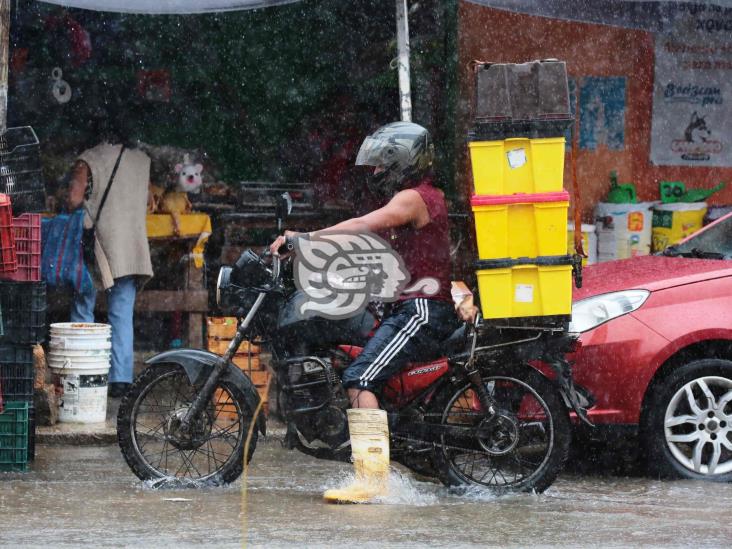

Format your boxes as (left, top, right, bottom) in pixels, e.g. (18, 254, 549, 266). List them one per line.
(207, 317, 270, 415)
(469, 60, 574, 327)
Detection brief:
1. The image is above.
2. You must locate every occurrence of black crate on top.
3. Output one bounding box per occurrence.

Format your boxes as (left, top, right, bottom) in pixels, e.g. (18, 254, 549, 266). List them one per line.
(468, 118, 574, 141)
(474, 60, 570, 122)
(0, 282, 47, 344)
(0, 127, 46, 215)
(0, 344, 34, 402)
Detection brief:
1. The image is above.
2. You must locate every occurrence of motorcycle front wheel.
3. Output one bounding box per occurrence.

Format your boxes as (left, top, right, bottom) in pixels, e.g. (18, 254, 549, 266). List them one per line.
(117, 363, 258, 485)
(431, 363, 571, 494)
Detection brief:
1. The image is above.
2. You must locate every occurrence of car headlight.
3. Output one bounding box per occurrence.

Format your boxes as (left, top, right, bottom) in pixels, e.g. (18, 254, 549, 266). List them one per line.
(568, 290, 650, 333)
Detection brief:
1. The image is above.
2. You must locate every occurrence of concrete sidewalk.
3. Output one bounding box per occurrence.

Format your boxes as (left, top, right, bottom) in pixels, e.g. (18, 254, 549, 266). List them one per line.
(35, 397, 121, 445)
(36, 397, 285, 445)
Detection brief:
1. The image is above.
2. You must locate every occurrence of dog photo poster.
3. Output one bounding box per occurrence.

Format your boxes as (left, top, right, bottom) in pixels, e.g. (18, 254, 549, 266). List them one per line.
(650, 4, 731, 167)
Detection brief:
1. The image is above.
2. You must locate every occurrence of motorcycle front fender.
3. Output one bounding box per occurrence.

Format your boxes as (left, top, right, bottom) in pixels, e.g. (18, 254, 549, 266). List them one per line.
(145, 348, 267, 436)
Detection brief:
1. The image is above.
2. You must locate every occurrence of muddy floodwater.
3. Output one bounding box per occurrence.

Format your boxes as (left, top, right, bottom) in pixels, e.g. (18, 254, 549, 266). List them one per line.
(1, 440, 731, 548)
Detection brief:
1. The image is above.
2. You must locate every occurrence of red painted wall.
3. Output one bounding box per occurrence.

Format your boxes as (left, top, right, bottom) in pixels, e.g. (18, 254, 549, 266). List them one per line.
(457, 3, 732, 221)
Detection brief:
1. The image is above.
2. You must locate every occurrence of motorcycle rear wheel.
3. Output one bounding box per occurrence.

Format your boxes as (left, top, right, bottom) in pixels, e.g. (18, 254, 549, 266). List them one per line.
(431, 364, 571, 494)
(117, 363, 258, 485)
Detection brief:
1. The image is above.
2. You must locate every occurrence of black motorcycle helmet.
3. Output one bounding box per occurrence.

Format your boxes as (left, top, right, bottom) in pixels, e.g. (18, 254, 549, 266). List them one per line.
(355, 121, 435, 198)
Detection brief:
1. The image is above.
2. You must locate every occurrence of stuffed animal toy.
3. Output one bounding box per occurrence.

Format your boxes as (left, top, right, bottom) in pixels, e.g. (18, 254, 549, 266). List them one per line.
(158, 155, 204, 235)
(147, 183, 165, 213)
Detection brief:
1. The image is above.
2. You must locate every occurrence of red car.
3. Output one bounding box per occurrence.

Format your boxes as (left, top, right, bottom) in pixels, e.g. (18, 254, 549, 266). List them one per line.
(569, 211, 732, 482)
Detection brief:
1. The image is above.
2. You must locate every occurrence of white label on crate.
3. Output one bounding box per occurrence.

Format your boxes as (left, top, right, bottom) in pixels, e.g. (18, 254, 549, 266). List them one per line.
(506, 148, 527, 169)
(515, 284, 534, 303)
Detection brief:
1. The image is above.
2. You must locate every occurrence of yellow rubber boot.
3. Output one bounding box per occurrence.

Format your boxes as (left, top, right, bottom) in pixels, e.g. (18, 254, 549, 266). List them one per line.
(323, 408, 390, 504)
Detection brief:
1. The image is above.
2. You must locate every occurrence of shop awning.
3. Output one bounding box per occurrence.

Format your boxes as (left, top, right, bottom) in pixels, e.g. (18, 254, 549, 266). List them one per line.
(37, 0, 303, 14)
(465, 0, 732, 31)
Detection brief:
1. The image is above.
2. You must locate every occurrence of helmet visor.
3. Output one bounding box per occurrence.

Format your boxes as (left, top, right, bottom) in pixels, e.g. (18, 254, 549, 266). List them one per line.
(355, 136, 386, 167)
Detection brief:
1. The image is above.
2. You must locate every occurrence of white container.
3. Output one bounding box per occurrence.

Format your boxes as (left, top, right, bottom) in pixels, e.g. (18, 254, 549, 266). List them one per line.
(568, 222, 597, 265)
(49, 323, 111, 423)
(594, 202, 656, 261)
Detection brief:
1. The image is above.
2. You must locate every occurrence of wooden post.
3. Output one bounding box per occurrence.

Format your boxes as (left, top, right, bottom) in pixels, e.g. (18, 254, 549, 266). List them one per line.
(0, 0, 9, 132)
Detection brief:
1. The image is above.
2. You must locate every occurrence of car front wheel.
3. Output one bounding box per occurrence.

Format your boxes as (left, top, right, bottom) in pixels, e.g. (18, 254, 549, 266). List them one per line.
(645, 359, 732, 481)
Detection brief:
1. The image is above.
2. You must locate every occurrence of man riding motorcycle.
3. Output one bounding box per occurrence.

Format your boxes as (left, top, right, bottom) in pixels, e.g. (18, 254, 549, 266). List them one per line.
(270, 121, 475, 503)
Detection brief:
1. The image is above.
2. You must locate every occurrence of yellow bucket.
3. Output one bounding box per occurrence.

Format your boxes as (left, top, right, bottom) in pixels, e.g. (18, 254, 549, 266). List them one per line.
(468, 137, 566, 195)
(475, 257, 573, 320)
(471, 192, 569, 260)
(651, 202, 707, 252)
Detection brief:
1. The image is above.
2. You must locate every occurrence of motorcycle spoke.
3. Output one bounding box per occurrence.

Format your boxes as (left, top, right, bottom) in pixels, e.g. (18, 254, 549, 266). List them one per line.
(135, 423, 166, 446)
(440, 377, 554, 488)
(130, 368, 247, 481)
(181, 450, 203, 479)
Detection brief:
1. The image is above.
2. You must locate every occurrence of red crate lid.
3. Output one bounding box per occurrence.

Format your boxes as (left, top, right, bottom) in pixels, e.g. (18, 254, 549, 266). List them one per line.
(470, 191, 570, 206)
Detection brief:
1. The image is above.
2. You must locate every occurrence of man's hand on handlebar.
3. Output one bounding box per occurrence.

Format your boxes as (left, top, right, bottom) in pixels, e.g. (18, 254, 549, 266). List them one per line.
(269, 230, 299, 256)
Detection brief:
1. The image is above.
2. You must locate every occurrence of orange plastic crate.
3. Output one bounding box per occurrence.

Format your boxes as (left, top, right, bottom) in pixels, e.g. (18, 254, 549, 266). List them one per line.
(206, 338, 260, 356)
(206, 316, 238, 339)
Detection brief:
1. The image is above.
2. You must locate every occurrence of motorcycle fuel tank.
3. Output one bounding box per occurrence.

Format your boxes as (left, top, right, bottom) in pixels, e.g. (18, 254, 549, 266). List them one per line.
(277, 290, 376, 349)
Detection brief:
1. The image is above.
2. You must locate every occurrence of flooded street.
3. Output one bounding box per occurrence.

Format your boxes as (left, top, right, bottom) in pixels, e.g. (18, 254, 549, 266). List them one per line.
(1, 439, 731, 548)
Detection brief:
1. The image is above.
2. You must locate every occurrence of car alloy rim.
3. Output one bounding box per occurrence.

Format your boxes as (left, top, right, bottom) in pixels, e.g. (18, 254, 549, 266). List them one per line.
(664, 376, 732, 475)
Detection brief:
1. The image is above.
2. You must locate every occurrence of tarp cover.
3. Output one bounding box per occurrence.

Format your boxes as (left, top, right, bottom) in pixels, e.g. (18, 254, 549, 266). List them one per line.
(38, 0, 303, 14)
(465, 0, 732, 31)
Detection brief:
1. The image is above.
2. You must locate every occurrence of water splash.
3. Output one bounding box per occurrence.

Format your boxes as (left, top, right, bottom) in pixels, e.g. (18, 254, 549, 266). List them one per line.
(376, 469, 440, 506)
(143, 476, 215, 490)
(321, 467, 441, 506)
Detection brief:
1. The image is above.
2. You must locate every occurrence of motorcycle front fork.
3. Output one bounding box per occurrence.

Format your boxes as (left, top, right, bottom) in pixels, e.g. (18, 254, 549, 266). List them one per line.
(179, 293, 266, 433)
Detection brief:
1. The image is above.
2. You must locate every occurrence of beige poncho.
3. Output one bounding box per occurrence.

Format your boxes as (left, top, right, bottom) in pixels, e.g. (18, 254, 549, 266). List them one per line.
(79, 142, 154, 290)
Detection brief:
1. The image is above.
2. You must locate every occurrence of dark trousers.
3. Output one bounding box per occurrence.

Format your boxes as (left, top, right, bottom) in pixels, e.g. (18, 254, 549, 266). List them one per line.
(341, 298, 460, 391)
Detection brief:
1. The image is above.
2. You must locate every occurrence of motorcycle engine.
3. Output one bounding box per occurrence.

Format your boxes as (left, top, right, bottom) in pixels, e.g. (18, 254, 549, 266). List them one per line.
(280, 355, 350, 452)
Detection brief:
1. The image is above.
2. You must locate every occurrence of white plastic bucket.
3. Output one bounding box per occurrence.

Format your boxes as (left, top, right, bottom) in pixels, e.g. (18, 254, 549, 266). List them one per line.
(594, 201, 656, 261)
(49, 322, 112, 351)
(48, 323, 111, 423)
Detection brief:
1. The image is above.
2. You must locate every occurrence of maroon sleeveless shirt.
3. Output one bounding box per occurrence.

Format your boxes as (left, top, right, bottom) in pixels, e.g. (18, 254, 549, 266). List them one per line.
(388, 180, 453, 303)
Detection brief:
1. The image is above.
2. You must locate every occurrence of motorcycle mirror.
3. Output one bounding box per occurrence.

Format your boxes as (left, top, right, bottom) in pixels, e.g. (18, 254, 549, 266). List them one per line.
(276, 192, 293, 218)
(275, 192, 293, 233)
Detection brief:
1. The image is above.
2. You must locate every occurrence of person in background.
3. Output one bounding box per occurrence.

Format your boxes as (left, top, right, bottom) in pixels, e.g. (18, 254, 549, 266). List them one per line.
(67, 118, 153, 398)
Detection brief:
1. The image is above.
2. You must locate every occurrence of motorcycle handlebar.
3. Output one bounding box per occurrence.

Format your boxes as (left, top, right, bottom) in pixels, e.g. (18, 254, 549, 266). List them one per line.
(278, 236, 295, 256)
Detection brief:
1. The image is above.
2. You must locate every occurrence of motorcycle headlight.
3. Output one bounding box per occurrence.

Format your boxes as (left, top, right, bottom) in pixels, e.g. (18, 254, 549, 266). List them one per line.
(568, 290, 650, 333)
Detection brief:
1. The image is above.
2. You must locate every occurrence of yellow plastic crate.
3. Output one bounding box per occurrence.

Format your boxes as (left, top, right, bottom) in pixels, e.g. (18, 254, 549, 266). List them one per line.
(469, 137, 565, 195)
(475, 257, 573, 321)
(471, 192, 569, 259)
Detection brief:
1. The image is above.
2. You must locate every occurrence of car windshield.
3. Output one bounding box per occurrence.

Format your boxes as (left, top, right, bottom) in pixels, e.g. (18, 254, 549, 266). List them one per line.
(663, 214, 732, 259)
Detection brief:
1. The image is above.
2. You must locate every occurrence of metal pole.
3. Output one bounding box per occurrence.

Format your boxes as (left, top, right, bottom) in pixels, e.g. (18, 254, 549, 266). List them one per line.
(0, 0, 9, 132)
(395, 0, 412, 122)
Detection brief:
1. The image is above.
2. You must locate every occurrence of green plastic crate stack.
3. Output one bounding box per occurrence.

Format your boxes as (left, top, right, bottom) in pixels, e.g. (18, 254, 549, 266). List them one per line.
(0, 401, 29, 472)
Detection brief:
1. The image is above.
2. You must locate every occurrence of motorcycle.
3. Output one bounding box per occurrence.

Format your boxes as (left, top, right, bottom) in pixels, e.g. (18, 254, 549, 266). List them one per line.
(117, 195, 591, 493)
